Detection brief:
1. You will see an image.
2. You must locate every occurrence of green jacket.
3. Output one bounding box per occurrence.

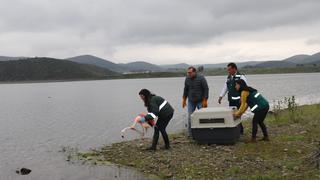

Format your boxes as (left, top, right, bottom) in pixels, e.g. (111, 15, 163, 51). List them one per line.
(227, 72, 243, 103)
(247, 91, 269, 113)
(144, 96, 174, 122)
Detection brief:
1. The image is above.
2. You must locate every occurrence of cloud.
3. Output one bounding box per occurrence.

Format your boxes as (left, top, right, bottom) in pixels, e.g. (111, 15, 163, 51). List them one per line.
(306, 37, 320, 45)
(0, 0, 319, 63)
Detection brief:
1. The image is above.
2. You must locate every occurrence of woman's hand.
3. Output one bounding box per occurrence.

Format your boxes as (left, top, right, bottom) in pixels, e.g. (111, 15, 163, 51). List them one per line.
(233, 113, 241, 119)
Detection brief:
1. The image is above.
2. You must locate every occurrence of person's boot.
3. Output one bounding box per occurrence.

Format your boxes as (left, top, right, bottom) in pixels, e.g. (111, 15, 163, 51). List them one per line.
(160, 145, 170, 150)
(145, 137, 158, 151)
(145, 146, 156, 151)
(259, 136, 270, 141)
(160, 144, 170, 150)
(165, 144, 170, 150)
(245, 137, 257, 144)
(161, 134, 171, 150)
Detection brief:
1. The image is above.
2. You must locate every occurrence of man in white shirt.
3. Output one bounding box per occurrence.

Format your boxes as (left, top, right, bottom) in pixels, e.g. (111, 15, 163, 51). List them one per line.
(218, 63, 247, 134)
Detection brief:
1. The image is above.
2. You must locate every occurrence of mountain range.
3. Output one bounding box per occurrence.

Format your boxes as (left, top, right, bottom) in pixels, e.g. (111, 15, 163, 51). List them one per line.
(65, 52, 320, 72)
(1, 52, 319, 73)
(66, 55, 163, 73)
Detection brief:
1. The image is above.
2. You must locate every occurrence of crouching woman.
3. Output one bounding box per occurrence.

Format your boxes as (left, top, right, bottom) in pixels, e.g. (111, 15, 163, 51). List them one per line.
(139, 89, 174, 150)
(233, 79, 270, 143)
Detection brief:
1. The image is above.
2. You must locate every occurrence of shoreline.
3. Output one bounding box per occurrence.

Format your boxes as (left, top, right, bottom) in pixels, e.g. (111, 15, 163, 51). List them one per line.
(74, 103, 320, 179)
(0, 71, 319, 85)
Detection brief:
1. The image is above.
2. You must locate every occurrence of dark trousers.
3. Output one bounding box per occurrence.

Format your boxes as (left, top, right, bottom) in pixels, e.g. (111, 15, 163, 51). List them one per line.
(151, 112, 174, 148)
(252, 107, 269, 138)
(229, 101, 244, 134)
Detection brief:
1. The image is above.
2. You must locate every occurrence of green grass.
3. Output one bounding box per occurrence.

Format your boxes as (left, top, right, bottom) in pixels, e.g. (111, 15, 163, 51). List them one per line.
(74, 104, 320, 179)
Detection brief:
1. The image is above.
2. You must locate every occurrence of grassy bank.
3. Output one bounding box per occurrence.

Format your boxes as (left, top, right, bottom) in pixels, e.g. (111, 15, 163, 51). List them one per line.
(75, 103, 320, 179)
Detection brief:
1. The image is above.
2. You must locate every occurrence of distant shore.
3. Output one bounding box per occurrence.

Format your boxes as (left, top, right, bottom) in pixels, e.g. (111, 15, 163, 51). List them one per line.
(1, 67, 320, 84)
(0, 78, 111, 85)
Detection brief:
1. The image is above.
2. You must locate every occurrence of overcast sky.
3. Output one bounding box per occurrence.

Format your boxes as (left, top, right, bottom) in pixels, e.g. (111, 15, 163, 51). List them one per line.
(0, 0, 320, 64)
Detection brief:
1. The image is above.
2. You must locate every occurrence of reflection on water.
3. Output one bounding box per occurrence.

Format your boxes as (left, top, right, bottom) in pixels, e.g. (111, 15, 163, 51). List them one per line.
(0, 73, 319, 179)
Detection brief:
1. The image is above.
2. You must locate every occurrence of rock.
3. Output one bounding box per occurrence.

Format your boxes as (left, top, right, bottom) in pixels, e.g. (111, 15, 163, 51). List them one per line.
(283, 148, 288, 152)
(172, 141, 179, 144)
(165, 173, 173, 178)
(255, 157, 263, 162)
(128, 162, 135, 166)
(233, 156, 237, 159)
(299, 131, 307, 134)
(268, 111, 275, 114)
(223, 148, 232, 153)
(293, 166, 300, 171)
(16, 168, 32, 175)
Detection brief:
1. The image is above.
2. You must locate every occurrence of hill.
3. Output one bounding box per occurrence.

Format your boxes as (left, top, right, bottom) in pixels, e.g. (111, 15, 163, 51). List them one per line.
(120, 61, 163, 72)
(303, 52, 320, 64)
(0, 57, 119, 81)
(283, 54, 311, 64)
(67, 55, 164, 72)
(66, 55, 127, 73)
(201, 61, 265, 69)
(159, 63, 190, 70)
(254, 60, 296, 68)
(0, 56, 26, 61)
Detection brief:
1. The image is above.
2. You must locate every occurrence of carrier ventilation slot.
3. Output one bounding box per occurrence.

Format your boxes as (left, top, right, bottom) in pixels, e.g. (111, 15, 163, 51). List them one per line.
(199, 118, 225, 124)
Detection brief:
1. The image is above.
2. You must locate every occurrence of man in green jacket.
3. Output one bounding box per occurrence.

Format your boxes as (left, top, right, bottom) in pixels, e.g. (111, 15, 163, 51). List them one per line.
(218, 63, 247, 134)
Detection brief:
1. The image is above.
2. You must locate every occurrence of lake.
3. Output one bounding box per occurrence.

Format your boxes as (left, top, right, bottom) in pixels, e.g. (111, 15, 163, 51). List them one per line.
(0, 73, 320, 180)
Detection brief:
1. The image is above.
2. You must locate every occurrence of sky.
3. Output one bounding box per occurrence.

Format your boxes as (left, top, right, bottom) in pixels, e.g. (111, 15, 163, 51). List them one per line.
(0, 0, 320, 65)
